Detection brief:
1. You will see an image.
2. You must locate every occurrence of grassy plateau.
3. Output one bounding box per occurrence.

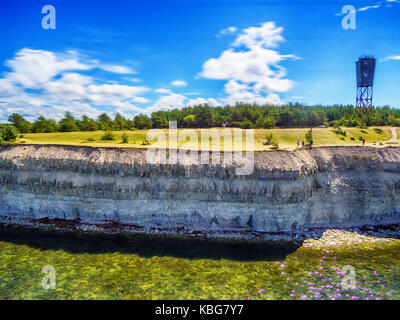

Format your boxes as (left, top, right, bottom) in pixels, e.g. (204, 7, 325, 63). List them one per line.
(17, 127, 396, 151)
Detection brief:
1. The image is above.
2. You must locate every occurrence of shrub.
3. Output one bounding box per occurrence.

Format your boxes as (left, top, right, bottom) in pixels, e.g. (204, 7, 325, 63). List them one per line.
(101, 131, 115, 141)
(86, 137, 96, 142)
(333, 126, 346, 137)
(305, 129, 313, 145)
(121, 132, 129, 144)
(1, 125, 19, 142)
(265, 133, 274, 143)
(374, 128, 383, 135)
(265, 133, 279, 149)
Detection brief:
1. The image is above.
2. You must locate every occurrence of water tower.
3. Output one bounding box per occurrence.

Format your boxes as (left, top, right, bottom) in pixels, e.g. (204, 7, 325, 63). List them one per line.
(355, 56, 376, 111)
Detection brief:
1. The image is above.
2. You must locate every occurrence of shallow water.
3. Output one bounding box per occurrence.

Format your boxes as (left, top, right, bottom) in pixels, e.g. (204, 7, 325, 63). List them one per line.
(0, 226, 399, 300)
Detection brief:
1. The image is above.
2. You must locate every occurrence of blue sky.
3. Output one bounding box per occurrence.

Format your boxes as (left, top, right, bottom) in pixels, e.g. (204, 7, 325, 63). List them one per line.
(0, 0, 400, 121)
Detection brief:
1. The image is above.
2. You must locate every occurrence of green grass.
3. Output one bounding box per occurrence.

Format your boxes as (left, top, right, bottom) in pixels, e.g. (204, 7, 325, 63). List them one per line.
(17, 127, 394, 151)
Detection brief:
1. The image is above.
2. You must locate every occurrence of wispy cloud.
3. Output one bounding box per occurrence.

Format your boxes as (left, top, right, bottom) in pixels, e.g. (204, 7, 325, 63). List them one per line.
(381, 55, 400, 62)
(100, 65, 136, 74)
(216, 26, 238, 37)
(335, 0, 400, 16)
(359, 3, 382, 12)
(171, 80, 187, 87)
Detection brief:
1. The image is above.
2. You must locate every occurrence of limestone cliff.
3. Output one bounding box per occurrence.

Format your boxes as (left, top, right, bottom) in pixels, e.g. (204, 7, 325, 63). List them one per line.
(0, 144, 400, 234)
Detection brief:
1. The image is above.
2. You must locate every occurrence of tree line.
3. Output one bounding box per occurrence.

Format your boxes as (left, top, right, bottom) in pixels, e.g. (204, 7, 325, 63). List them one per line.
(4, 103, 400, 135)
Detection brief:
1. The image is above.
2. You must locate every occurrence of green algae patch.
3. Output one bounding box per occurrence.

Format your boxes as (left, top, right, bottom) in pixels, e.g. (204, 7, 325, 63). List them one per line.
(0, 228, 398, 300)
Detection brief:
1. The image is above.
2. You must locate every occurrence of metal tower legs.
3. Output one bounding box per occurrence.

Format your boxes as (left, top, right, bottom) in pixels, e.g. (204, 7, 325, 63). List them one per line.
(356, 86, 373, 111)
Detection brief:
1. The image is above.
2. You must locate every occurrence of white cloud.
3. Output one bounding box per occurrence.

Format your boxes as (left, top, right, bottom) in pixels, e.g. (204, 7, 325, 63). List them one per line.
(126, 77, 142, 83)
(186, 97, 221, 107)
(171, 80, 187, 87)
(335, 1, 400, 16)
(100, 64, 136, 74)
(132, 96, 151, 104)
(200, 21, 297, 105)
(147, 93, 187, 113)
(382, 55, 400, 61)
(5, 48, 91, 89)
(150, 88, 221, 112)
(155, 88, 173, 94)
(0, 48, 150, 120)
(218, 26, 238, 36)
(233, 22, 284, 49)
(359, 4, 381, 12)
(222, 80, 283, 105)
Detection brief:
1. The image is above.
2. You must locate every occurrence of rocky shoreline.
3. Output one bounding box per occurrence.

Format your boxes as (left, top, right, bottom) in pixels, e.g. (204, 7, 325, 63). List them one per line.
(0, 215, 398, 247)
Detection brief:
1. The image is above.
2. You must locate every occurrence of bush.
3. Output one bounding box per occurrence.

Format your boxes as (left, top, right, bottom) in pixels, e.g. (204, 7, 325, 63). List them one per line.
(305, 129, 313, 145)
(1, 125, 19, 142)
(265, 133, 279, 149)
(374, 128, 383, 135)
(265, 133, 274, 143)
(86, 137, 96, 142)
(101, 131, 115, 141)
(333, 126, 346, 137)
(121, 132, 129, 144)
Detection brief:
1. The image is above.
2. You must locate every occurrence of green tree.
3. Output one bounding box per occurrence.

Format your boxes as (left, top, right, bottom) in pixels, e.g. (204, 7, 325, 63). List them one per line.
(305, 129, 313, 145)
(1, 125, 19, 141)
(59, 112, 79, 132)
(134, 114, 152, 130)
(79, 115, 98, 131)
(32, 116, 58, 133)
(241, 117, 254, 129)
(98, 113, 113, 130)
(151, 113, 168, 128)
(8, 113, 32, 133)
(113, 113, 128, 130)
(183, 114, 196, 128)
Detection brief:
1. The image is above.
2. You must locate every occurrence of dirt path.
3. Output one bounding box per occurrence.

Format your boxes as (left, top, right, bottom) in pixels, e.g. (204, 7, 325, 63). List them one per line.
(388, 127, 399, 143)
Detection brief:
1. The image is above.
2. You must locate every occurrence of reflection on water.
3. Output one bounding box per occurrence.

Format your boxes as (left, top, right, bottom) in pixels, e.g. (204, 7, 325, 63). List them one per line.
(0, 225, 300, 261)
(0, 224, 399, 300)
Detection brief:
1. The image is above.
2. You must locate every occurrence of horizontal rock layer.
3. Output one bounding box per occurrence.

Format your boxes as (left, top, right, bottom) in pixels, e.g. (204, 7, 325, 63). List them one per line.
(0, 144, 400, 233)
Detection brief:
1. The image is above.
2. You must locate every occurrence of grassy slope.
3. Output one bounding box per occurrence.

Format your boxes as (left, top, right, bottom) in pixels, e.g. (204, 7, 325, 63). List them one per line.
(18, 127, 394, 151)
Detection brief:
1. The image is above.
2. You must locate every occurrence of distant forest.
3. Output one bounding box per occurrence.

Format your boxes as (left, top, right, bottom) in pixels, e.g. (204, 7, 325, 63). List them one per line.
(4, 103, 400, 134)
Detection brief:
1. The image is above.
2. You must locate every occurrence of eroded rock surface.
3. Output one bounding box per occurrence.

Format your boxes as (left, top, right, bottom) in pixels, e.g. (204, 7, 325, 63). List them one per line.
(0, 144, 400, 233)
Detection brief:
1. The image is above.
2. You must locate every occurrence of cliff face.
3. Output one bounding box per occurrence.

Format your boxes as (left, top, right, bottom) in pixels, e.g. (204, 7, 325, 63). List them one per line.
(0, 144, 400, 233)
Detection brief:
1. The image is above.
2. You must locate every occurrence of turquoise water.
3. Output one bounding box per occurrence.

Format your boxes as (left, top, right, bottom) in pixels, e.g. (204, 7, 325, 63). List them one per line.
(0, 226, 399, 300)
